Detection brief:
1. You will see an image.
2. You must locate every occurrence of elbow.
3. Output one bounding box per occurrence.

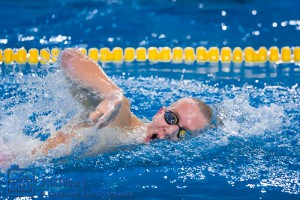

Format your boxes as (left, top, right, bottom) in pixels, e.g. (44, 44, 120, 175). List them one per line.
(122, 96, 131, 108)
(61, 48, 82, 70)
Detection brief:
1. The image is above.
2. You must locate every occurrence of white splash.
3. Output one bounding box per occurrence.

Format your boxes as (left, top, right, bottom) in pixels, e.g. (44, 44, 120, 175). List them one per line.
(219, 93, 286, 137)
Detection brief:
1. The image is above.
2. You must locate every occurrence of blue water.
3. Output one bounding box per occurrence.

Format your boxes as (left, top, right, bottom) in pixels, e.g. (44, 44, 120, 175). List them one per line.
(1, 0, 300, 199)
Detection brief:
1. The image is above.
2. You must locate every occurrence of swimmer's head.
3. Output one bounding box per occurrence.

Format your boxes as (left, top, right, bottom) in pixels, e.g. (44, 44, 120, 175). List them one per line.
(145, 97, 213, 142)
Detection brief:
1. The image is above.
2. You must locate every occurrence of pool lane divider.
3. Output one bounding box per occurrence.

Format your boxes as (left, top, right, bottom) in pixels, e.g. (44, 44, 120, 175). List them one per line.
(0, 46, 300, 65)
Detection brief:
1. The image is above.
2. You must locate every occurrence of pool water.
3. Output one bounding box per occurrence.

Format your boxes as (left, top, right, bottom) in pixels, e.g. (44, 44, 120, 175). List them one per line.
(1, 0, 300, 199)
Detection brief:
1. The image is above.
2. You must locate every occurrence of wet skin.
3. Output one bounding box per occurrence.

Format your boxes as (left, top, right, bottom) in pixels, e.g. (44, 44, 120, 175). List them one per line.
(39, 49, 210, 155)
(145, 98, 209, 142)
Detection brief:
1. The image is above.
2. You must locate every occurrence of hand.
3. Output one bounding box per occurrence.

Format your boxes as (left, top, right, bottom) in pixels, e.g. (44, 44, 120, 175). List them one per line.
(89, 91, 123, 129)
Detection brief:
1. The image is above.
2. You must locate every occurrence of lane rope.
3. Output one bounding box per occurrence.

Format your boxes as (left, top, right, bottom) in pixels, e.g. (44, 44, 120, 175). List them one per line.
(0, 46, 299, 65)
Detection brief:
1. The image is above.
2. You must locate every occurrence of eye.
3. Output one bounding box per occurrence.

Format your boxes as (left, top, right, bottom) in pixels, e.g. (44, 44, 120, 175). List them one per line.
(165, 111, 178, 124)
(177, 129, 187, 140)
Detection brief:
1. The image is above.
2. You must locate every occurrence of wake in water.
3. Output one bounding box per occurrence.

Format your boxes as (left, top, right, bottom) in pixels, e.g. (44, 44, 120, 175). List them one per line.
(0, 63, 299, 196)
(0, 65, 147, 170)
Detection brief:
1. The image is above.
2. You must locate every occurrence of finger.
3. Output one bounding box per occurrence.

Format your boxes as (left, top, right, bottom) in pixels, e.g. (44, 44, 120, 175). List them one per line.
(95, 112, 111, 128)
(95, 104, 121, 129)
(89, 107, 106, 121)
(89, 99, 111, 121)
(96, 121, 109, 129)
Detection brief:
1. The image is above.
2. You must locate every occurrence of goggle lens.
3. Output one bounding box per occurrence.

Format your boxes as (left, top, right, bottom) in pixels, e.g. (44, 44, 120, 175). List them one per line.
(164, 111, 178, 125)
(164, 110, 189, 140)
(177, 129, 187, 140)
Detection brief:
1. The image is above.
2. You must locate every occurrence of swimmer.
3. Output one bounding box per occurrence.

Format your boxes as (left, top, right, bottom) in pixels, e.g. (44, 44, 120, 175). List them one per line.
(38, 49, 214, 155)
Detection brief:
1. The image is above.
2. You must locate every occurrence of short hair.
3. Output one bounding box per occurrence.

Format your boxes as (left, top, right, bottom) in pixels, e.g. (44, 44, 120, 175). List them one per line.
(190, 97, 213, 124)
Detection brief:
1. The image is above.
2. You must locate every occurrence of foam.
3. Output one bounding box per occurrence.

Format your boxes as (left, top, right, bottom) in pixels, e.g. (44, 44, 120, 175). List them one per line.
(219, 93, 286, 137)
(0, 66, 80, 168)
(0, 66, 299, 194)
(0, 66, 148, 169)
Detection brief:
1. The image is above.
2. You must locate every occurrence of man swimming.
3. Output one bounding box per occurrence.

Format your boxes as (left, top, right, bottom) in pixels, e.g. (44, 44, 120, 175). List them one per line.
(39, 49, 213, 154)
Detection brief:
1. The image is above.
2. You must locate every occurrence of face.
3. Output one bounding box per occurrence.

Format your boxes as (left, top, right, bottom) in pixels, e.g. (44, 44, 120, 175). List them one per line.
(145, 98, 209, 142)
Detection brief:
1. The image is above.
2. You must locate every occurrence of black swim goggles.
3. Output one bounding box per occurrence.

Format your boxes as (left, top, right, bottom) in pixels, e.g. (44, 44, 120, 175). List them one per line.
(164, 110, 191, 140)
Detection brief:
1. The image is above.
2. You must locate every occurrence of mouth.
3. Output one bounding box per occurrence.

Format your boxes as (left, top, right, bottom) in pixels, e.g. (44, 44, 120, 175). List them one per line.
(151, 133, 159, 140)
(145, 133, 160, 143)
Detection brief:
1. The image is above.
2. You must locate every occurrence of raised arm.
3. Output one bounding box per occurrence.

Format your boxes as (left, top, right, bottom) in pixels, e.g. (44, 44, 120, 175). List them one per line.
(61, 48, 124, 126)
(36, 49, 135, 155)
(61, 48, 120, 95)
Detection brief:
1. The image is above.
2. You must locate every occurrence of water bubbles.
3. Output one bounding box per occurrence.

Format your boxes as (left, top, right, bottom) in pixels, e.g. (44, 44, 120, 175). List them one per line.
(0, 64, 299, 195)
(0, 64, 83, 168)
(252, 31, 260, 36)
(221, 23, 227, 31)
(107, 37, 114, 42)
(261, 188, 267, 193)
(198, 3, 203, 9)
(252, 10, 257, 15)
(158, 34, 166, 39)
(281, 21, 288, 27)
(0, 39, 8, 44)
